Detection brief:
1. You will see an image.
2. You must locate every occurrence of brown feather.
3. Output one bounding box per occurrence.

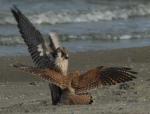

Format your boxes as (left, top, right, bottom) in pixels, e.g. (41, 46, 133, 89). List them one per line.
(13, 64, 137, 102)
(13, 64, 70, 89)
(72, 66, 137, 93)
(66, 95, 93, 105)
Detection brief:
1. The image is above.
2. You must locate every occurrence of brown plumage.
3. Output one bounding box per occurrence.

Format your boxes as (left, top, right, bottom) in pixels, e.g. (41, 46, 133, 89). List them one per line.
(13, 64, 137, 105)
(66, 95, 93, 105)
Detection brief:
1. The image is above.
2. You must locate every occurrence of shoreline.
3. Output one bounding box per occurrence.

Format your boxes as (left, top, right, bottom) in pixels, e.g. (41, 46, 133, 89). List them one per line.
(0, 46, 150, 82)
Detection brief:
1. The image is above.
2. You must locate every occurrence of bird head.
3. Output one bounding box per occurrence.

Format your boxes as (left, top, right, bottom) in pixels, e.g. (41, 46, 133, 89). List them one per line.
(53, 47, 69, 75)
(55, 47, 69, 60)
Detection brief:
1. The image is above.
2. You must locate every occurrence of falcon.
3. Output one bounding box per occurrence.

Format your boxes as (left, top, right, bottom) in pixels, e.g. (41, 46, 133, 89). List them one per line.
(13, 64, 137, 105)
(11, 5, 69, 105)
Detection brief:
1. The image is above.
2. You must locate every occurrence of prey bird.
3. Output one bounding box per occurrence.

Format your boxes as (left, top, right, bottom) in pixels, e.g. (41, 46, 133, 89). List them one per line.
(13, 64, 137, 105)
(11, 5, 69, 105)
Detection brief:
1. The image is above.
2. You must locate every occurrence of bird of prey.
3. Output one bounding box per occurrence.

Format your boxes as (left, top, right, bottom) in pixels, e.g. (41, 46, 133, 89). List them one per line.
(13, 64, 137, 105)
(11, 6, 69, 105)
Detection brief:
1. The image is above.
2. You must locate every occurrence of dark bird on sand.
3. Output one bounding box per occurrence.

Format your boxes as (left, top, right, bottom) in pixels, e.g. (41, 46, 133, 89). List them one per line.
(11, 5, 69, 105)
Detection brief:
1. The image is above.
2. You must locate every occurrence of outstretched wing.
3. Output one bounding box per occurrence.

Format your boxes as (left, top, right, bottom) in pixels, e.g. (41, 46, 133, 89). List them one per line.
(72, 66, 137, 93)
(13, 64, 70, 89)
(11, 5, 59, 68)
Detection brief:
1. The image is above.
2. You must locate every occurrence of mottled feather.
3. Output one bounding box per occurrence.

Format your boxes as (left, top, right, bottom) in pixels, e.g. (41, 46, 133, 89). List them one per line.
(12, 64, 137, 105)
(71, 66, 137, 93)
(11, 5, 56, 68)
(13, 64, 137, 94)
(13, 64, 70, 89)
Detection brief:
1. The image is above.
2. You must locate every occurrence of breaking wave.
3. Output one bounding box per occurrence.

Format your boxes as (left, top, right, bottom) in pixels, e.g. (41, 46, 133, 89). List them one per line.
(1, 3, 150, 25)
(31, 4, 150, 24)
(0, 33, 148, 46)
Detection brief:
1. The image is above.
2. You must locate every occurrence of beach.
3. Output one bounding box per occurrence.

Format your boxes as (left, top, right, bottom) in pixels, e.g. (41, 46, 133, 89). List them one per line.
(0, 46, 150, 114)
(0, 0, 150, 113)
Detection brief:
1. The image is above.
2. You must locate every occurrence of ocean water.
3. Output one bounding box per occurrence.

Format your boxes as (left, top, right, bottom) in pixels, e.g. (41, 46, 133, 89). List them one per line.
(0, 0, 150, 56)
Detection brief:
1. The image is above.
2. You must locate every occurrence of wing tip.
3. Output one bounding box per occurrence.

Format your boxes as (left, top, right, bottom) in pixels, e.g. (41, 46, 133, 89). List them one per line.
(121, 67, 138, 74)
(10, 5, 19, 13)
(100, 67, 137, 86)
(11, 63, 28, 71)
(129, 70, 138, 75)
(10, 5, 21, 22)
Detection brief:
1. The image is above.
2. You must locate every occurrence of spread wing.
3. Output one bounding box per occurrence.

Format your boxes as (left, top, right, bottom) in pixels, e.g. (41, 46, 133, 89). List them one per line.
(13, 64, 70, 89)
(72, 66, 137, 93)
(11, 5, 60, 68)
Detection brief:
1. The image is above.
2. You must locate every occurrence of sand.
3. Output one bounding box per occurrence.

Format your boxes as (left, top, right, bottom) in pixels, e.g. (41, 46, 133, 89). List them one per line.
(0, 46, 150, 114)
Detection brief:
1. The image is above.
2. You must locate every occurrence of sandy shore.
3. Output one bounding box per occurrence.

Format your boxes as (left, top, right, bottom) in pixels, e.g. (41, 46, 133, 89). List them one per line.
(0, 46, 150, 114)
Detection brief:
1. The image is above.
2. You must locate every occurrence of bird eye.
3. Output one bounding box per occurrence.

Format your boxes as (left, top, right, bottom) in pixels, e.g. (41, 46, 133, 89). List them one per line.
(52, 52, 57, 58)
(65, 56, 69, 59)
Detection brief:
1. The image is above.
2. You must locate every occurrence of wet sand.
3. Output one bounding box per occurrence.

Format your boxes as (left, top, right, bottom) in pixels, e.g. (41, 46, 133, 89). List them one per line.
(0, 46, 150, 114)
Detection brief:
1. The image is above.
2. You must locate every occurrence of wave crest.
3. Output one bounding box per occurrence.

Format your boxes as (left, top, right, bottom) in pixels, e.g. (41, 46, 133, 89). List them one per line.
(1, 4, 150, 25)
(0, 33, 148, 46)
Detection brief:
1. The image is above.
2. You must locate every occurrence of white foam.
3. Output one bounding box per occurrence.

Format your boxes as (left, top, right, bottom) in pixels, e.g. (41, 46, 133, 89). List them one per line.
(120, 35, 132, 40)
(23, 4, 150, 24)
(0, 33, 149, 46)
(0, 36, 24, 45)
(1, 4, 150, 25)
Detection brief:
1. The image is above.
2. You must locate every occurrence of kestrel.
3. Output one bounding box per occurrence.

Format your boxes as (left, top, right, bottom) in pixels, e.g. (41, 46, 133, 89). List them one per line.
(11, 5, 69, 105)
(13, 64, 137, 105)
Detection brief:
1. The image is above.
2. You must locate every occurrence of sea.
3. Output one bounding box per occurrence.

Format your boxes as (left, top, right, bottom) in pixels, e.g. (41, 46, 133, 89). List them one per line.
(0, 0, 150, 56)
